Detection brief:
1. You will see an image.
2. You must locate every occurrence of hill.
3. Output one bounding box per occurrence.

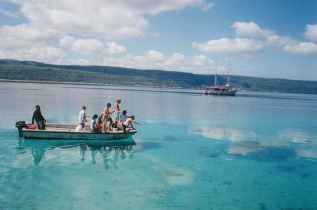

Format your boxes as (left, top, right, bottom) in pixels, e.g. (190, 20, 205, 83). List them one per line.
(1, 59, 317, 94)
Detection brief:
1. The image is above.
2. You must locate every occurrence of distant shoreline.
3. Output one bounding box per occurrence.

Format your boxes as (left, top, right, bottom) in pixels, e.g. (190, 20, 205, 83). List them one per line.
(1, 59, 317, 94)
(0, 79, 189, 89)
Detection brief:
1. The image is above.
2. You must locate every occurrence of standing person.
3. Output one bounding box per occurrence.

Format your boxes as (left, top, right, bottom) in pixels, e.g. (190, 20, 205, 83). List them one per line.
(123, 115, 141, 133)
(102, 103, 115, 132)
(78, 106, 89, 130)
(114, 99, 121, 128)
(32, 105, 46, 130)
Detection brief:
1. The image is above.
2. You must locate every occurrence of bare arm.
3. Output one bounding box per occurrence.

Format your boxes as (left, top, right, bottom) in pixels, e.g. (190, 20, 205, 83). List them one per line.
(132, 120, 141, 126)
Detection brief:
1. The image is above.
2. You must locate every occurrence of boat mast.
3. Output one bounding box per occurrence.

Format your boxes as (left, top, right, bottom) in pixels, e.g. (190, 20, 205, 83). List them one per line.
(227, 53, 230, 86)
(215, 60, 218, 87)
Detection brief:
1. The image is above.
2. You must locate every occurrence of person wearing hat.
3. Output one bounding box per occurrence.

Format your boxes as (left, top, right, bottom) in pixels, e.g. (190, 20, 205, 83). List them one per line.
(119, 110, 128, 130)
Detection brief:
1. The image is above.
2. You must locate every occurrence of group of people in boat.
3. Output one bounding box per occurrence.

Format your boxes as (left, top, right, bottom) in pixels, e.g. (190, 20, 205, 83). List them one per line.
(77, 99, 141, 133)
(32, 99, 141, 133)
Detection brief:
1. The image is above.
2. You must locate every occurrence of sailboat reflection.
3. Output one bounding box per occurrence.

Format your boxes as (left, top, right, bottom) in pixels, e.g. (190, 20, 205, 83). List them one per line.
(18, 138, 136, 167)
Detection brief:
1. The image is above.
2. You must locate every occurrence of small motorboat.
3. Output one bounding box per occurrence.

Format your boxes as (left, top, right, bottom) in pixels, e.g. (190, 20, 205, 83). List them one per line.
(15, 121, 137, 140)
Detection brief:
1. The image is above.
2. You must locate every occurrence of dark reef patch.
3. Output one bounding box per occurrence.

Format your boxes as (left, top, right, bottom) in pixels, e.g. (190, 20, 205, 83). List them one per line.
(259, 202, 266, 210)
(204, 152, 219, 158)
(245, 146, 296, 161)
(164, 135, 180, 141)
(138, 142, 163, 152)
(222, 181, 232, 185)
(300, 173, 310, 178)
(277, 165, 297, 173)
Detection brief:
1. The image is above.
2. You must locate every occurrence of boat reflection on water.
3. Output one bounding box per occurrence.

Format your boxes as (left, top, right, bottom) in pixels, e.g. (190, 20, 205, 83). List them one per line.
(78, 142, 136, 169)
(17, 138, 137, 168)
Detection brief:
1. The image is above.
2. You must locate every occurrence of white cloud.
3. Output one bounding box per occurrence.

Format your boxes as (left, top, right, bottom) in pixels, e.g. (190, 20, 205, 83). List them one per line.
(103, 51, 222, 74)
(132, 50, 166, 69)
(192, 55, 212, 66)
(283, 42, 317, 57)
(0, 23, 66, 63)
(8, 0, 206, 40)
(192, 38, 263, 54)
(106, 42, 126, 54)
(304, 24, 317, 42)
(70, 39, 105, 55)
(0, 44, 66, 62)
(63, 39, 126, 55)
(0, 24, 61, 49)
(125, 0, 205, 15)
(265, 35, 298, 47)
(57, 58, 92, 66)
(165, 53, 186, 66)
(16, 0, 146, 39)
(231, 21, 298, 48)
(195, 21, 316, 57)
(231, 21, 274, 38)
(0, 8, 19, 18)
(145, 50, 166, 62)
(59, 36, 76, 47)
(0, 0, 208, 63)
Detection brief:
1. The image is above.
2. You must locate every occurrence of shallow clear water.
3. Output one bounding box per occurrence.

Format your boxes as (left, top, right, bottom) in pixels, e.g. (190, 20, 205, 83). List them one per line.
(0, 82, 316, 209)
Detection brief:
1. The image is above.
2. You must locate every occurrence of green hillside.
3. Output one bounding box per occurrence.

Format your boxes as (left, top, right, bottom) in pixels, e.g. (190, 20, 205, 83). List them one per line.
(1, 59, 317, 94)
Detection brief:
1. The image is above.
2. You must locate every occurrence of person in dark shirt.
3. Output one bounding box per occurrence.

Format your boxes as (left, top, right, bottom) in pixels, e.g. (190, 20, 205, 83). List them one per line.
(32, 105, 46, 130)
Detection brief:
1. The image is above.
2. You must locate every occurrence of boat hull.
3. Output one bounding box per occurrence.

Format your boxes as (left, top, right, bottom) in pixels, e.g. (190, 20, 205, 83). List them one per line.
(203, 90, 237, 96)
(22, 130, 135, 140)
(18, 123, 136, 140)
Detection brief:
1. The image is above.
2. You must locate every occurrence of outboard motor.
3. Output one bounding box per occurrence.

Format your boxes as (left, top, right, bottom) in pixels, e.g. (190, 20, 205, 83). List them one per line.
(15, 121, 26, 137)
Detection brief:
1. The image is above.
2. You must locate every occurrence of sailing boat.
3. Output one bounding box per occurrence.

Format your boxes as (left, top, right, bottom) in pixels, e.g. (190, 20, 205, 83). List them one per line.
(201, 55, 238, 96)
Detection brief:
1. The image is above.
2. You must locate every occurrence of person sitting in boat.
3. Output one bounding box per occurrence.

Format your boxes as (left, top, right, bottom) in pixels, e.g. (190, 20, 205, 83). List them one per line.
(96, 113, 103, 129)
(32, 105, 46, 130)
(77, 106, 89, 130)
(119, 110, 129, 130)
(90, 114, 101, 132)
(122, 115, 141, 133)
(102, 103, 115, 132)
(114, 99, 121, 128)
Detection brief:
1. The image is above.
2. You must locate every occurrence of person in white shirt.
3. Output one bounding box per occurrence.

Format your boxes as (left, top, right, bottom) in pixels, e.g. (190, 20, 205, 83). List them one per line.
(78, 106, 89, 130)
(123, 115, 141, 133)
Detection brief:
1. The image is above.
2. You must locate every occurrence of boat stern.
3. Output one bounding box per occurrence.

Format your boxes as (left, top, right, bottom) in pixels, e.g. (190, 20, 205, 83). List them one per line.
(15, 121, 26, 137)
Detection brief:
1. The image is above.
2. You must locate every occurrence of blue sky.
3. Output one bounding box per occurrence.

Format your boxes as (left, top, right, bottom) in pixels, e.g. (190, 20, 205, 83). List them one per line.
(0, 0, 316, 80)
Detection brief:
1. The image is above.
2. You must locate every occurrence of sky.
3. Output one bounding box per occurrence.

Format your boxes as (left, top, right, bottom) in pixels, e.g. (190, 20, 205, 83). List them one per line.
(0, 0, 316, 81)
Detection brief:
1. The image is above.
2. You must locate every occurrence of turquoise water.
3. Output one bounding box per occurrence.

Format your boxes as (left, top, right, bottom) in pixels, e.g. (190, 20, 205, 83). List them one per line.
(0, 82, 316, 209)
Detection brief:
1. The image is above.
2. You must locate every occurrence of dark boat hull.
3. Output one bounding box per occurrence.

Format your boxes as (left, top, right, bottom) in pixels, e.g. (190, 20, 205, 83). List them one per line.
(203, 90, 237, 96)
(17, 123, 136, 140)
